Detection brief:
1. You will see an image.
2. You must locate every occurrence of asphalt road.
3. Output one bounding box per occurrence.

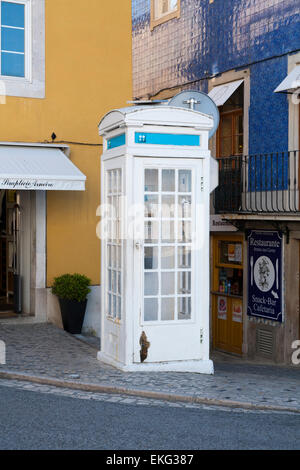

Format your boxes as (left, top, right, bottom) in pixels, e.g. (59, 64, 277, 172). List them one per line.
(0, 383, 299, 450)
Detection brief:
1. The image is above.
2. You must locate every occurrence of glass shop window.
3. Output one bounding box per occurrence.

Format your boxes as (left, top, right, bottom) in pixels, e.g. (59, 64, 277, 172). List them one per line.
(217, 267, 243, 297)
(218, 240, 242, 266)
(215, 240, 243, 298)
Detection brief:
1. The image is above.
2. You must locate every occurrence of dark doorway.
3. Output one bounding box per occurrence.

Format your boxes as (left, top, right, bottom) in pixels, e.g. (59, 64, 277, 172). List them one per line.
(0, 190, 19, 314)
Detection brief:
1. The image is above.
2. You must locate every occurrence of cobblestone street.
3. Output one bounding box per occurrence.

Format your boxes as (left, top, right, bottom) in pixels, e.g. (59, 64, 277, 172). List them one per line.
(0, 323, 299, 412)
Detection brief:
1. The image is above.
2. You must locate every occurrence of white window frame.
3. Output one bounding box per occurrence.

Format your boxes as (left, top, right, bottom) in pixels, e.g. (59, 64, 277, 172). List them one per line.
(208, 69, 250, 159)
(287, 52, 300, 151)
(0, 0, 45, 99)
(150, 0, 180, 30)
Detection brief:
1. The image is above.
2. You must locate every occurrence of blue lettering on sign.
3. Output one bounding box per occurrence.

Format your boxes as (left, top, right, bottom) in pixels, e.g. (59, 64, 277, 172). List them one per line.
(135, 132, 200, 146)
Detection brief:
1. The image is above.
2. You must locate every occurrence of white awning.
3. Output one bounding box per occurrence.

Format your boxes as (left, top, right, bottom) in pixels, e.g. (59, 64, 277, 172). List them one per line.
(208, 79, 244, 106)
(274, 66, 300, 93)
(0, 143, 86, 191)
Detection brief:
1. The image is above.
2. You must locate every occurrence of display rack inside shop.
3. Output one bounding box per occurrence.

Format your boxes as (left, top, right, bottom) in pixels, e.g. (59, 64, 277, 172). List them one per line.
(213, 240, 243, 298)
(215, 267, 243, 296)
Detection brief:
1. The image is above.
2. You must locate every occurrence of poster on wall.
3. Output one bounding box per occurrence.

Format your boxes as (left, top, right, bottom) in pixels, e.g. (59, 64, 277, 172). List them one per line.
(228, 244, 236, 262)
(235, 244, 242, 263)
(226, 243, 242, 263)
(217, 296, 227, 320)
(247, 230, 283, 322)
(232, 300, 243, 323)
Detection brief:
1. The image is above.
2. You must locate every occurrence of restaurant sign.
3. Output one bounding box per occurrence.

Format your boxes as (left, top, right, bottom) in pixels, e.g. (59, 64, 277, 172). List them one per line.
(247, 230, 283, 322)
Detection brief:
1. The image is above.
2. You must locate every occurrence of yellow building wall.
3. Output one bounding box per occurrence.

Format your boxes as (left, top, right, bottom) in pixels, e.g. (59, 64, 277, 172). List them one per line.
(0, 0, 132, 286)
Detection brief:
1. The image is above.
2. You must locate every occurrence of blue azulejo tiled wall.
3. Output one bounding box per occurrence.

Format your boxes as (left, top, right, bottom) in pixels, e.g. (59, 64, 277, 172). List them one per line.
(132, 0, 299, 153)
(249, 56, 289, 155)
(132, 0, 299, 99)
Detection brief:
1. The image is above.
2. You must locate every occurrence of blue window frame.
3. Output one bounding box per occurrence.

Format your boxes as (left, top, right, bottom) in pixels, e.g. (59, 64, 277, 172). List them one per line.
(1, 1, 25, 77)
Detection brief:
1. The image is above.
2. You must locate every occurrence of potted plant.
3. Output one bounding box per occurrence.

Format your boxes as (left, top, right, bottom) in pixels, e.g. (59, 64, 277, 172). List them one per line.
(52, 273, 91, 334)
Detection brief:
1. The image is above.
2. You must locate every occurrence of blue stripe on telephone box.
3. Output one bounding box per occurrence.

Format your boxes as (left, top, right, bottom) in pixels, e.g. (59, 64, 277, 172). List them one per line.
(135, 132, 200, 146)
(107, 134, 126, 149)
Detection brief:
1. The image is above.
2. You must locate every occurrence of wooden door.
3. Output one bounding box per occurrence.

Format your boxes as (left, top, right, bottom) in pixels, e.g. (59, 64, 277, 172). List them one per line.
(212, 234, 243, 355)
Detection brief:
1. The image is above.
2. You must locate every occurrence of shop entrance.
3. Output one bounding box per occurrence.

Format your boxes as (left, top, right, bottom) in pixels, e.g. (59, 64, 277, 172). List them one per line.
(0, 190, 20, 314)
(212, 234, 243, 355)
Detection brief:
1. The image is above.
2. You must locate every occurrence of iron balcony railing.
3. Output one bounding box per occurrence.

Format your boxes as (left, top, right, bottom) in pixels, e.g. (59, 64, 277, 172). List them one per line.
(213, 150, 300, 214)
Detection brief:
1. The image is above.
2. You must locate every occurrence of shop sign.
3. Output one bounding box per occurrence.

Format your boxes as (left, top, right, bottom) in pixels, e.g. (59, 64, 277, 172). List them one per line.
(217, 296, 227, 320)
(247, 231, 283, 322)
(0, 178, 85, 191)
(0, 178, 55, 189)
(210, 215, 238, 232)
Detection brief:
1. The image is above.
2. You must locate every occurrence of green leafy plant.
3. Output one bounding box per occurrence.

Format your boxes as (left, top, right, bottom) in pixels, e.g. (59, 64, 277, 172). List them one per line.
(52, 273, 91, 302)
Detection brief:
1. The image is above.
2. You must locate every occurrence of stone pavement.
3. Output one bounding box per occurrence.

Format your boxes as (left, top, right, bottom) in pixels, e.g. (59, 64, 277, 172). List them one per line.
(0, 323, 299, 412)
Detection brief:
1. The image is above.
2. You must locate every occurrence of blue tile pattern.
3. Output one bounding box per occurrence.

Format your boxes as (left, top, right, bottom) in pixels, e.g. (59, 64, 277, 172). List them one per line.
(249, 56, 289, 154)
(132, 0, 300, 153)
(132, 0, 299, 99)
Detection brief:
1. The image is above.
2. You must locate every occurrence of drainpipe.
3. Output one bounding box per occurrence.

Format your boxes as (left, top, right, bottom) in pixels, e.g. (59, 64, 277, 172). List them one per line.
(13, 193, 22, 314)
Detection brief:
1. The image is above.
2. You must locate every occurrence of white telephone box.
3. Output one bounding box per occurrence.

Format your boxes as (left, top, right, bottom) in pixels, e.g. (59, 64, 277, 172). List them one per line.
(98, 94, 218, 374)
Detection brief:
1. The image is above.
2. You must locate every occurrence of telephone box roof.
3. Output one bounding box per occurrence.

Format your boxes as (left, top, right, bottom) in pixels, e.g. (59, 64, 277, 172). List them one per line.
(98, 105, 214, 136)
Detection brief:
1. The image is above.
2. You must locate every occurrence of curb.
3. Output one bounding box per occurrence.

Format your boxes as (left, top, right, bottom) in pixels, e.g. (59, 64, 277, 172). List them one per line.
(0, 370, 299, 413)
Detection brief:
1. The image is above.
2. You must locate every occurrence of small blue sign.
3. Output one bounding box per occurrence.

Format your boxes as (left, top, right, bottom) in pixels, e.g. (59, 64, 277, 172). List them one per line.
(107, 133, 125, 149)
(135, 132, 200, 146)
(247, 230, 283, 322)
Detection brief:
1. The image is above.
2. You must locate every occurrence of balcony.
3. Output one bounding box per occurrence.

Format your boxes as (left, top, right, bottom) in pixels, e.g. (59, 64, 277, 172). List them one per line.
(213, 151, 300, 215)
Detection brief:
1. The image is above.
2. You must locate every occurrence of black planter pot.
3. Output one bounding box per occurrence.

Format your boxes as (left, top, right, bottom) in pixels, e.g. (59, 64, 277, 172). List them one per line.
(58, 298, 87, 334)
